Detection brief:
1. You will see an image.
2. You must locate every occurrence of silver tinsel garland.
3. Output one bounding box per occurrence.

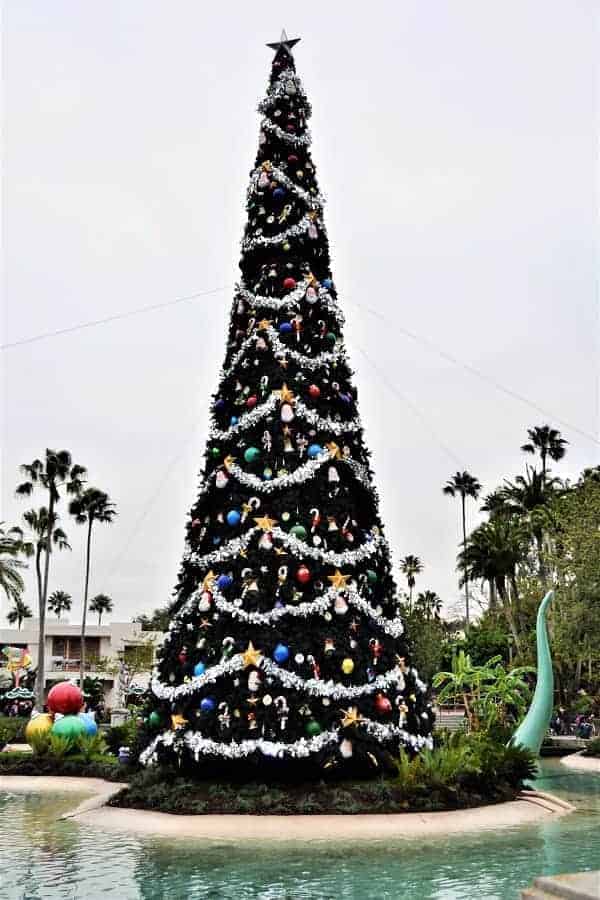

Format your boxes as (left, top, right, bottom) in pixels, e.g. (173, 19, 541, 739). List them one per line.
(260, 117, 312, 147)
(209, 393, 360, 441)
(237, 281, 345, 325)
(189, 525, 384, 570)
(248, 165, 324, 210)
(150, 655, 407, 703)
(242, 213, 314, 252)
(139, 718, 433, 767)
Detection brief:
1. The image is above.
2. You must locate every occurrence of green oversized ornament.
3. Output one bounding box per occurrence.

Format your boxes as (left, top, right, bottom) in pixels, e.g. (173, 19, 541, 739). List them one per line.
(51, 714, 86, 742)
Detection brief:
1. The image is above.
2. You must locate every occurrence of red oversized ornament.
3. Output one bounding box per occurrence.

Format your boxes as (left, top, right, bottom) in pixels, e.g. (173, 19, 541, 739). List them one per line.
(308, 384, 321, 399)
(283, 277, 296, 290)
(374, 693, 392, 715)
(296, 565, 311, 584)
(246, 395, 258, 410)
(47, 682, 84, 716)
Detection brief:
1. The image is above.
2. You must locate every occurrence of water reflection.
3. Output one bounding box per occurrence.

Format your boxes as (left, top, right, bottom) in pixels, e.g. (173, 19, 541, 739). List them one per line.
(0, 761, 598, 900)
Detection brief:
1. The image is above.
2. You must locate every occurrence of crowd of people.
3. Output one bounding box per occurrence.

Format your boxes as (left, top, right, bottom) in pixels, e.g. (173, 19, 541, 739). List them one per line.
(550, 708, 596, 739)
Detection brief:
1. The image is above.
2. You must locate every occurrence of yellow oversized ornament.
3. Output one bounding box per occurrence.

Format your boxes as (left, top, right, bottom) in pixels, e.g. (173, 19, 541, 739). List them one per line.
(25, 713, 54, 744)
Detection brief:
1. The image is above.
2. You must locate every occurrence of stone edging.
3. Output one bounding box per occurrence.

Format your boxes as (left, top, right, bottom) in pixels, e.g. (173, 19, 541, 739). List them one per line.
(0, 776, 575, 841)
(560, 752, 600, 773)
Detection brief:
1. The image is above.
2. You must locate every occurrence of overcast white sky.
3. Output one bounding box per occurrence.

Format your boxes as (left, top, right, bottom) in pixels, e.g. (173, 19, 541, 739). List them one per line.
(2, 1, 598, 626)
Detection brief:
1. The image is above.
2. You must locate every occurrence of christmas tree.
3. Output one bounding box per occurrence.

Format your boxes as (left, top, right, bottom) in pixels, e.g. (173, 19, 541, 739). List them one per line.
(139, 33, 434, 777)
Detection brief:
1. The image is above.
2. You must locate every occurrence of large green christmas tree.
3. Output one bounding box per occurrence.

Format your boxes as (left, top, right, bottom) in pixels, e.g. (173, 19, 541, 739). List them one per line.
(139, 33, 434, 777)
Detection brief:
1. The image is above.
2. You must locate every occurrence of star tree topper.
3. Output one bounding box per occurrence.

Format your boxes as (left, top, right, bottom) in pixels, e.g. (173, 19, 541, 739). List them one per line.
(266, 29, 301, 55)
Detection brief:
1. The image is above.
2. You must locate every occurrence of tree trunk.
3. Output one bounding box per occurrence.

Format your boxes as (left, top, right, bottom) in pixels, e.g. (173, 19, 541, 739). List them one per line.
(461, 494, 469, 630)
(488, 579, 497, 610)
(575, 658, 582, 691)
(79, 518, 93, 687)
(37, 492, 54, 708)
(498, 580, 522, 653)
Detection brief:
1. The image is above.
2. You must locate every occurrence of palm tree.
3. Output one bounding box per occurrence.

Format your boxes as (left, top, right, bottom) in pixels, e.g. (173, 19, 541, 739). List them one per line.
(443, 471, 482, 629)
(0, 524, 26, 605)
(7, 598, 33, 630)
(20, 508, 71, 617)
(480, 490, 512, 519)
(416, 590, 442, 619)
(458, 518, 527, 649)
(48, 589, 72, 621)
(16, 450, 86, 705)
(68, 488, 117, 684)
(399, 555, 423, 609)
(521, 425, 568, 479)
(502, 466, 560, 576)
(89, 593, 113, 626)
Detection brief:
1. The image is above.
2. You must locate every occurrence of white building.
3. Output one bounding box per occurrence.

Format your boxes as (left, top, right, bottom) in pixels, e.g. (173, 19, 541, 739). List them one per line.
(0, 619, 164, 708)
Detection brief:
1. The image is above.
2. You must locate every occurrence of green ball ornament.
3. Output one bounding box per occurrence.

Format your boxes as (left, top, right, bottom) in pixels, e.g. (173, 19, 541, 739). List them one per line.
(366, 570, 378, 584)
(290, 524, 307, 540)
(210, 447, 221, 459)
(244, 446, 260, 463)
(325, 332, 337, 344)
(305, 719, 322, 737)
(148, 711, 161, 728)
(51, 715, 86, 741)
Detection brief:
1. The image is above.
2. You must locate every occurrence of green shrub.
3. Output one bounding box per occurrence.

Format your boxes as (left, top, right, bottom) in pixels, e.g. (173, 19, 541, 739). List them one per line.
(28, 731, 51, 756)
(105, 720, 139, 756)
(0, 750, 124, 781)
(0, 715, 28, 749)
(77, 733, 108, 763)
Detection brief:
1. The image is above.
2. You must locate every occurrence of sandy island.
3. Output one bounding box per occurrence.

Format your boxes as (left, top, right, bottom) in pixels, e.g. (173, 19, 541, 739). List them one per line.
(560, 752, 600, 774)
(0, 776, 576, 842)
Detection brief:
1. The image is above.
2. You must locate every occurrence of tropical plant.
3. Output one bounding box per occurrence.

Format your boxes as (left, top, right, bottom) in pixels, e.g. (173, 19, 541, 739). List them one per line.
(0, 524, 27, 605)
(77, 732, 108, 763)
(89, 593, 113, 626)
(6, 598, 33, 630)
(415, 590, 442, 619)
(399, 555, 423, 608)
(521, 425, 568, 479)
(48, 589, 72, 620)
(68, 488, 117, 684)
(433, 651, 534, 732)
(16, 450, 86, 705)
(443, 471, 482, 628)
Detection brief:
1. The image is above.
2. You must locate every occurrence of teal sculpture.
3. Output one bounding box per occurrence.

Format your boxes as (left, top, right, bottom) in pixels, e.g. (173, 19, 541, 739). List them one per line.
(510, 590, 554, 756)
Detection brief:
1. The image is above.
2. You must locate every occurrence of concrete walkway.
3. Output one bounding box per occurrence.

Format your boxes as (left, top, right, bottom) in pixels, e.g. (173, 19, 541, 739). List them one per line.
(0, 776, 575, 842)
(522, 870, 600, 899)
(561, 752, 600, 774)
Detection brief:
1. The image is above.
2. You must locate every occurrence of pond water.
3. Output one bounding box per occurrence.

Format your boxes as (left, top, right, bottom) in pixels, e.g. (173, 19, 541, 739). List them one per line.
(0, 761, 598, 899)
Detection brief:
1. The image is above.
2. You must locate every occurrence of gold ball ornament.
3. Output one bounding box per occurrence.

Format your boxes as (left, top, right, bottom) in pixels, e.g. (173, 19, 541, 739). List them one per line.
(25, 713, 54, 744)
(341, 658, 355, 675)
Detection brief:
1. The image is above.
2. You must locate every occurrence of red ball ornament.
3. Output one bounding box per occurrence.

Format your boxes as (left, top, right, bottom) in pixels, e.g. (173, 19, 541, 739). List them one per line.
(178, 650, 187, 665)
(286, 124, 296, 133)
(47, 682, 84, 716)
(374, 693, 392, 715)
(296, 565, 311, 584)
(283, 277, 296, 290)
(287, 154, 299, 164)
(308, 384, 321, 399)
(246, 395, 258, 410)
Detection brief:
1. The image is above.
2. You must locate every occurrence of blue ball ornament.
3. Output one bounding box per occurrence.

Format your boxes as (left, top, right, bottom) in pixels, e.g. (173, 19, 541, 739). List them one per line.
(226, 509, 241, 527)
(279, 322, 293, 334)
(230, 416, 238, 426)
(273, 187, 286, 200)
(322, 278, 333, 290)
(200, 696, 216, 713)
(193, 661, 206, 677)
(214, 398, 226, 412)
(216, 574, 233, 590)
(273, 643, 290, 664)
(308, 444, 323, 459)
(77, 713, 98, 736)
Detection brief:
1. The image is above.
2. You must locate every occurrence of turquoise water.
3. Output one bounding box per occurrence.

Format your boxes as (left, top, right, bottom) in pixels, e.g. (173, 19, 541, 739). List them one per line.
(0, 761, 598, 899)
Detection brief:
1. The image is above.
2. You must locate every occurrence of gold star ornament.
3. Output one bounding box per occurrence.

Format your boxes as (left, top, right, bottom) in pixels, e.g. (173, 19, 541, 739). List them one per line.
(171, 714, 188, 730)
(254, 514, 278, 532)
(326, 442, 343, 459)
(201, 570, 216, 591)
(327, 569, 351, 590)
(223, 455, 236, 470)
(275, 383, 295, 404)
(257, 318, 273, 331)
(340, 706, 363, 728)
(242, 641, 263, 668)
